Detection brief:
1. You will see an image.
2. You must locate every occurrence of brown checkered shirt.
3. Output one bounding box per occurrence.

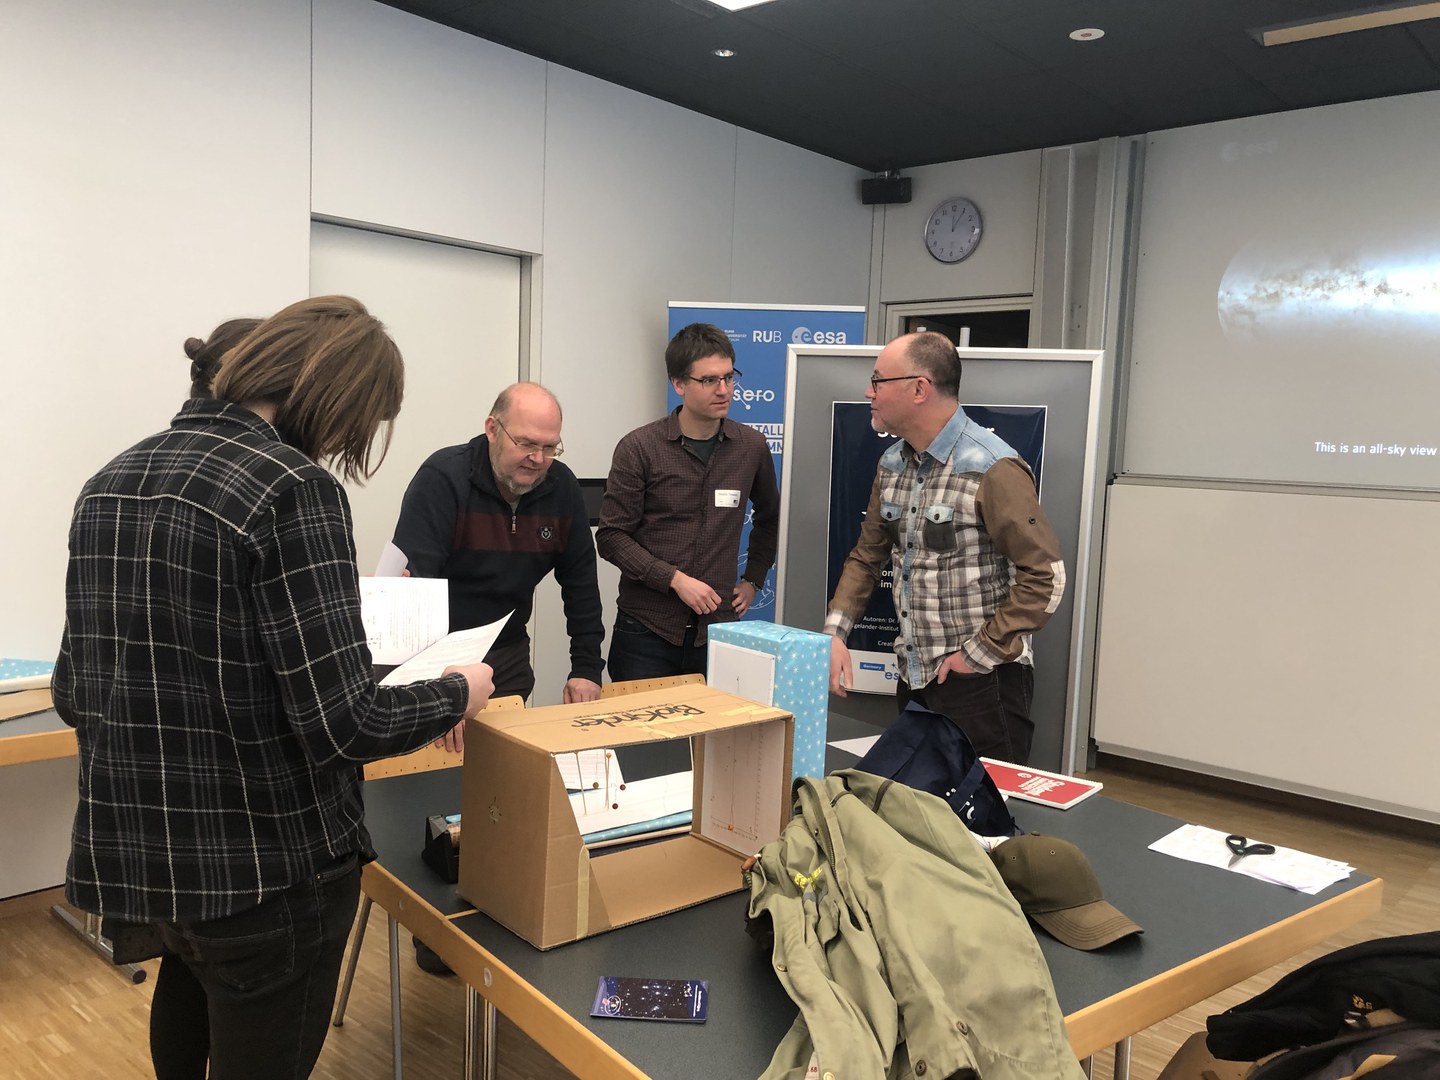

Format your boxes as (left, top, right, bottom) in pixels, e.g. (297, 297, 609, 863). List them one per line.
(597, 408, 780, 646)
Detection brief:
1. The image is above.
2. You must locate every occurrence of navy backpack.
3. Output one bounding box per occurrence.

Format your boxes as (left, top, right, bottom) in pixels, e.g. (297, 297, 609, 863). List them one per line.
(852, 700, 1020, 837)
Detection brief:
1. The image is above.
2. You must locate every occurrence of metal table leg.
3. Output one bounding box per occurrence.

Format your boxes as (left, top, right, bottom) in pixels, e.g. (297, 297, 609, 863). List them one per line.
(388, 914, 404, 1080)
(463, 985, 497, 1080)
(331, 895, 373, 1026)
(1112, 1036, 1132, 1080)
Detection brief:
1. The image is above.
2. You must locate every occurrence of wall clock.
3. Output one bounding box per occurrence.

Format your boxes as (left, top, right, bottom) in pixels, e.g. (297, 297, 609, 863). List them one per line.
(924, 196, 983, 263)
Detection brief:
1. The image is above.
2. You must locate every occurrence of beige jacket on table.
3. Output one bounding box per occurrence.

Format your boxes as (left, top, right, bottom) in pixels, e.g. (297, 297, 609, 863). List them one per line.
(745, 770, 1084, 1080)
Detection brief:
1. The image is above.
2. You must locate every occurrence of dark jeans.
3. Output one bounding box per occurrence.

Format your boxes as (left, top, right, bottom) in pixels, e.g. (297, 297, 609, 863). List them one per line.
(485, 637, 537, 702)
(607, 610, 706, 683)
(898, 661, 1035, 764)
(150, 852, 361, 1080)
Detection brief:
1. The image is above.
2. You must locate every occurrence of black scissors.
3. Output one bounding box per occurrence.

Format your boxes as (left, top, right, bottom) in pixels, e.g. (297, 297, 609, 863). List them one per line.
(1226, 834, 1276, 868)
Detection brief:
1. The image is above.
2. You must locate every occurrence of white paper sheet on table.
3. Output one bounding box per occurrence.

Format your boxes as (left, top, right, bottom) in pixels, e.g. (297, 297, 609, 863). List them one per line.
(1148, 823, 1354, 894)
(378, 612, 512, 686)
(827, 734, 880, 757)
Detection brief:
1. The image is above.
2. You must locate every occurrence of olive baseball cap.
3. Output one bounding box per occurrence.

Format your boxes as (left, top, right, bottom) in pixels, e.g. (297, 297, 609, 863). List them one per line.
(989, 834, 1143, 950)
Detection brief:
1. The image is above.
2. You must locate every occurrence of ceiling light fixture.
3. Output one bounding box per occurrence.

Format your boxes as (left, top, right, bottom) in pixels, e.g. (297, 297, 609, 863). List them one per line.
(712, 48, 736, 58)
(706, 0, 778, 11)
(1254, 0, 1440, 45)
(1069, 27, 1105, 41)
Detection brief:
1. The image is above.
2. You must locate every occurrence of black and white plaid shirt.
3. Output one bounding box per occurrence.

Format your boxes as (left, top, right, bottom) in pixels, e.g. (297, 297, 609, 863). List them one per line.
(54, 399, 469, 924)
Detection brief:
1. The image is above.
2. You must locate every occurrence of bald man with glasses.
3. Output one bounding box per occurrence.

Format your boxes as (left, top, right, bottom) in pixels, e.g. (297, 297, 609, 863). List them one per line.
(826, 332, 1066, 765)
(392, 381, 604, 706)
(597, 322, 780, 681)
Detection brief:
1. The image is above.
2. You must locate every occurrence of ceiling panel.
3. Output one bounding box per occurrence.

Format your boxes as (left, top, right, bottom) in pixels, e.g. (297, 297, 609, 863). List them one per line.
(382, 0, 1440, 169)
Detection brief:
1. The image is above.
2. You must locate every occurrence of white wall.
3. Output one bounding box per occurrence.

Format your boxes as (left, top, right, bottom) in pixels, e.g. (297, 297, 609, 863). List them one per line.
(2, 0, 872, 680)
(874, 151, 1044, 305)
(535, 67, 739, 472)
(309, 224, 522, 572)
(1095, 481, 1440, 823)
(0, 0, 311, 659)
(312, 0, 546, 253)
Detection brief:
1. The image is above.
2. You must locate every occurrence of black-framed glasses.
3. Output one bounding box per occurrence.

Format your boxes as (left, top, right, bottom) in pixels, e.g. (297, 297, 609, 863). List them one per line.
(493, 416, 564, 459)
(869, 373, 926, 390)
(681, 368, 742, 389)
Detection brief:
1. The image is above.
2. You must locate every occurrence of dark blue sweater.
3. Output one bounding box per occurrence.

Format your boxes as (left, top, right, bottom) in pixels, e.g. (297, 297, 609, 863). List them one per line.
(391, 435, 604, 683)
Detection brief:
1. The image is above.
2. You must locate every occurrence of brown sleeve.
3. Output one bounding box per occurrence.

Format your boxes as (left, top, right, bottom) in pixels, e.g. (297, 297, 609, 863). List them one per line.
(969, 457, 1067, 666)
(823, 471, 892, 639)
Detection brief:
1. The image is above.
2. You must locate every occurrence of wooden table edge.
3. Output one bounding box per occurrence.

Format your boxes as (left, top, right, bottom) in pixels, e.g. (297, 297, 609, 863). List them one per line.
(0, 726, 77, 766)
(360, 862, 651, 1080)
(1063, 876, 1384, 1057)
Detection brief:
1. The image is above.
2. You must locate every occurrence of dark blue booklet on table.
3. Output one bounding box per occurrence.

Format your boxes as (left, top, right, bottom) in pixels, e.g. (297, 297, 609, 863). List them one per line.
(590, 976, 708, 1022)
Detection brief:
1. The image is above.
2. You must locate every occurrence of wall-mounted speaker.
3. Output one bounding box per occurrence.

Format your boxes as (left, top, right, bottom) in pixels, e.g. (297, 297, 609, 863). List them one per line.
(860, 175, 912, 205)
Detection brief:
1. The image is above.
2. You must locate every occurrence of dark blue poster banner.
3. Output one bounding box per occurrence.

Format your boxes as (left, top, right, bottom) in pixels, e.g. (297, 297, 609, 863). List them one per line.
(828, 402, 1048, 693)
(668, 303, 866, 620)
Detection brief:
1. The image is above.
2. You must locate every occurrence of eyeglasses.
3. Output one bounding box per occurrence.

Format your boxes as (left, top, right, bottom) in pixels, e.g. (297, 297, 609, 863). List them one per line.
(493, 416, 564, 459)
(869, 373, 927, 390)
(681, 368, 742, 389)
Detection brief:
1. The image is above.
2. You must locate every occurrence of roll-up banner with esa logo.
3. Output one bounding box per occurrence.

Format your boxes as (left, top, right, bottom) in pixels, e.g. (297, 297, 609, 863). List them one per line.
(668, 302, 866, 621)
(829, 401, 1048, 693)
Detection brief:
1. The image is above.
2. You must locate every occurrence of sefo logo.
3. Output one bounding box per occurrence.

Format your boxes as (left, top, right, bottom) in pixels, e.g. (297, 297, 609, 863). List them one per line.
(791, 326, 849, 345)
(730, 385, 776, 410)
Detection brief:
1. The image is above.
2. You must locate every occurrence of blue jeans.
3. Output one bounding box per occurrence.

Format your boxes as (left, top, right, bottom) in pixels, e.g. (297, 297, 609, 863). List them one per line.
(607, 610, 707, 682)
(150, 852, 361, 1080)
(898, 661, 1035, 764)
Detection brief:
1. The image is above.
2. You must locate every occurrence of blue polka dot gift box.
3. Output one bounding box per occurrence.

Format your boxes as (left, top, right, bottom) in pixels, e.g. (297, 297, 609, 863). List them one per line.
(706, 622, 829, 783)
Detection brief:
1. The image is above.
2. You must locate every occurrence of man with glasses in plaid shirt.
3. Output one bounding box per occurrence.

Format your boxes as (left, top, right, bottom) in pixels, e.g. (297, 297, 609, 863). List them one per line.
(825, 332, 1066, 765)
(393, 381, 604, 706)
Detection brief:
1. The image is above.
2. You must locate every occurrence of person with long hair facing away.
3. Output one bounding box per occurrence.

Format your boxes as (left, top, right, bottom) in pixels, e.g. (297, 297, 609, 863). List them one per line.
(53, 295, 494, 1080)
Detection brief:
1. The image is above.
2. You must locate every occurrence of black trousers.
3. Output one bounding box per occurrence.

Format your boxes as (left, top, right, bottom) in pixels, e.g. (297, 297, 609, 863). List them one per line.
(897, 661, 1035, 764)
(150, 853, 361, 1080)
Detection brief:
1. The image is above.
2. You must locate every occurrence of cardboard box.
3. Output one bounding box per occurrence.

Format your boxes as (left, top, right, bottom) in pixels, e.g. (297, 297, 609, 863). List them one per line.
(706, 621, 830, 782)
(458, 683, 793, 950)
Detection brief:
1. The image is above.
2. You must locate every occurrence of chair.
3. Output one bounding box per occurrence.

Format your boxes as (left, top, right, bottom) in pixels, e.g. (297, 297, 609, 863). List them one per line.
(330, 694, 525, 1080)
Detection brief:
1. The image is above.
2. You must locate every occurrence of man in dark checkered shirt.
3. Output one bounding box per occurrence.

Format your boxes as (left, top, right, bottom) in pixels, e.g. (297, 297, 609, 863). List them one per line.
(53, 296, 494, 1079)
(597, 323, 780, 680)
(825, 332, 1066, 764)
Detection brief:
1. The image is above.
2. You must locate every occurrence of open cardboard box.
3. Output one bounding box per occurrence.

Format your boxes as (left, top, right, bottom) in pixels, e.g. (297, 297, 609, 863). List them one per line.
(458, 683, 793, 950)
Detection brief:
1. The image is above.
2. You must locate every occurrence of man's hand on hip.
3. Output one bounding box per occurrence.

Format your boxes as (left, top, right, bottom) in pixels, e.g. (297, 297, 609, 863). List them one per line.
(935, 651, 977, 683)
(731, 580, 758, 616)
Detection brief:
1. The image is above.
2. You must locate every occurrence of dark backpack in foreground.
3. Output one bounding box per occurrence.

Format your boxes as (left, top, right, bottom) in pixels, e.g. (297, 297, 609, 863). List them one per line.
(1205, 931, 1440, 1079)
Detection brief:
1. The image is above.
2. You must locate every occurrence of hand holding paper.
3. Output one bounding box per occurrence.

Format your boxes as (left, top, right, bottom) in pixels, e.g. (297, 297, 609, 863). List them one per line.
(380, 612, 513, 687)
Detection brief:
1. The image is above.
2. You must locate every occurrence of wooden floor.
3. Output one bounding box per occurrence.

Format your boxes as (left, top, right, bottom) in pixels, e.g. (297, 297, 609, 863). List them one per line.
(1, 761, 1435, 1080)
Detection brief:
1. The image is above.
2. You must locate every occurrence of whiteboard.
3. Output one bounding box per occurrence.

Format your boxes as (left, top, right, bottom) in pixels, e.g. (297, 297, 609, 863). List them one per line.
(1093, 480, 1440, 823)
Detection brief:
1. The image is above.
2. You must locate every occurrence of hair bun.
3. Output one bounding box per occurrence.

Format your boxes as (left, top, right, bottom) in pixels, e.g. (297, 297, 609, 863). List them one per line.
(184, 336, 206, 360)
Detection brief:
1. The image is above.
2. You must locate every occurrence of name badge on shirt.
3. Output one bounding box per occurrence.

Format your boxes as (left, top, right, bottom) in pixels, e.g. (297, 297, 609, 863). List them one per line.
(714, 489, 741, 508)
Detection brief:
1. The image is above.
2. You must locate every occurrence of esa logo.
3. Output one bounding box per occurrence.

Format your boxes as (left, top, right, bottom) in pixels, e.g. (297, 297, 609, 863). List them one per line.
(791, 326, 849, 345)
